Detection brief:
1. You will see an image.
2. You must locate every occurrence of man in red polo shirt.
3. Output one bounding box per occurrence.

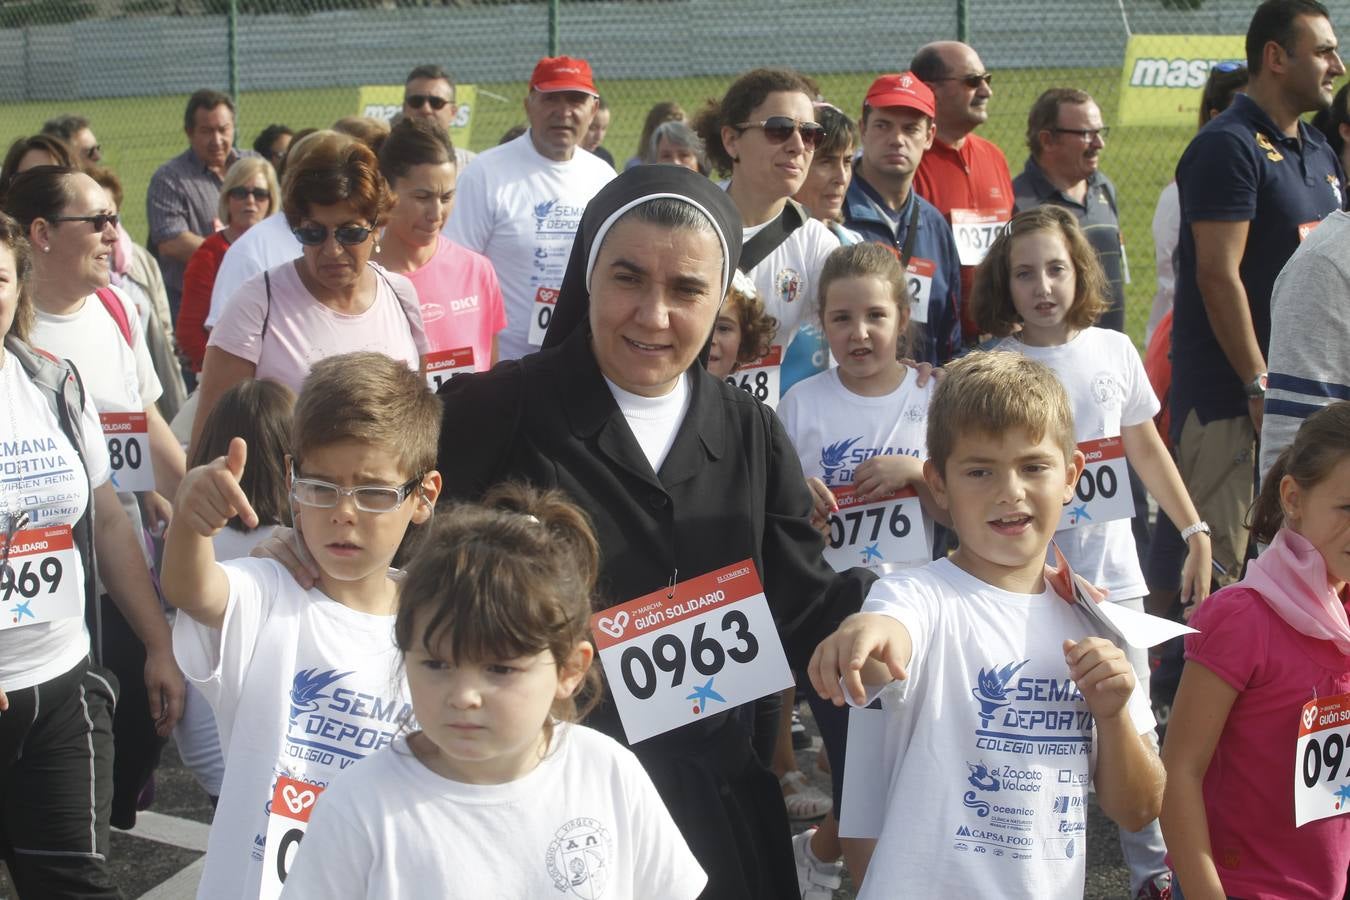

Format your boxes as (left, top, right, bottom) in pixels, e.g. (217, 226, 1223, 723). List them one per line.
(911, 41, 1014, 342)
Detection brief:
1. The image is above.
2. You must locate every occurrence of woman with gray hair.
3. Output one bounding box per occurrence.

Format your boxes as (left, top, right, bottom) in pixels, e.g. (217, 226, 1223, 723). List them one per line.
(650, 119, 708, 175)
(176, 157, 280, 374)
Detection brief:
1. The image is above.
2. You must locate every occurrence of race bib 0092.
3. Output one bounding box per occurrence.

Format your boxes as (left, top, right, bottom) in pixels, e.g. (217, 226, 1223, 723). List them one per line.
(1295, 692, 1350, 827)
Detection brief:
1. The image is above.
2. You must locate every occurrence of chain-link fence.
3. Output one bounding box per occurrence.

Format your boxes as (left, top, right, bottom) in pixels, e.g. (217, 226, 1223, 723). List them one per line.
(0, 0, 1343, 343)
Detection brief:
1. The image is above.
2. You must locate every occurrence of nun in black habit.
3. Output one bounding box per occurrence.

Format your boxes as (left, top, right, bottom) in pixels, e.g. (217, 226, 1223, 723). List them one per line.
(435, 166, 876, 899)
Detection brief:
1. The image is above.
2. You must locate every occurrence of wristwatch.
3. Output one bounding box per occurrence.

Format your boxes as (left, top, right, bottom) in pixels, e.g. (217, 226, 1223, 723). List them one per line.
(1179, 521, 1211, 542)
(1243, 372, 1269, 398)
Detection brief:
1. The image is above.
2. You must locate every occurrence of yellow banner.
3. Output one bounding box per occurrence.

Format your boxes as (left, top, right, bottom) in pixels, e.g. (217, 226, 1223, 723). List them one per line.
(356, 84, 477, 148)
(1118, 35, 1245, 127)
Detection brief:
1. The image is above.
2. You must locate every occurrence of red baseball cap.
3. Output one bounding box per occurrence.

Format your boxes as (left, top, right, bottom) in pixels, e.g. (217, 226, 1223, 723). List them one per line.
(529, 56, 598, 96)
(863, 72, 936, 119)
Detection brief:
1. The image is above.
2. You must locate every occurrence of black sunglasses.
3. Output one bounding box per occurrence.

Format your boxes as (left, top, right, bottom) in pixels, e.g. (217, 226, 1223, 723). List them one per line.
(405, 94, 450, 111)
(932, 72, 993, 88)
(291, 223, 374, 246)
(734, 116, 827, 150)
(227, 186, 270, 202)
(49, 213, 118, 232)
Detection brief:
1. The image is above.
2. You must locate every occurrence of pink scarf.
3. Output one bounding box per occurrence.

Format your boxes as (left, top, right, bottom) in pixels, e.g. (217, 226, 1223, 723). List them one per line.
(1243, 528, 1350, 655)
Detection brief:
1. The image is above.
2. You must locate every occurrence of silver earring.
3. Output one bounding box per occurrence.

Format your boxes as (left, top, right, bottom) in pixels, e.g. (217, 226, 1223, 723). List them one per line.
(42, 245, 49, 253)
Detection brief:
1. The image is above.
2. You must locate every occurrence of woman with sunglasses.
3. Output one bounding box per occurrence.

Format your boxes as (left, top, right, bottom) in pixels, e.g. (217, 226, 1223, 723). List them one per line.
(176, 157, 281, 376)
(190, 138, 426, 456)
(0, 205, 182, 897)
(693, 69, 842, 386)
(4, 166, 187, 833)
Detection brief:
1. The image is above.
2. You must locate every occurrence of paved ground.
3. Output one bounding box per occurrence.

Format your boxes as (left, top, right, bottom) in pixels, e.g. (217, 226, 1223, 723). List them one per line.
(0, 701, 1137, 899)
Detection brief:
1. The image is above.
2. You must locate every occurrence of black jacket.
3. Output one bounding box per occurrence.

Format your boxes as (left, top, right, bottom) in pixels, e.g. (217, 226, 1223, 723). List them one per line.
(438, 326, 874, 899)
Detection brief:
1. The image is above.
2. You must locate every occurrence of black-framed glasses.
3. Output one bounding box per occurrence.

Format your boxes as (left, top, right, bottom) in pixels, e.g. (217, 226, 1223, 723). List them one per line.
(291, 223, 374, 247)
(49, 213, 118, 232)
(1052, 126, 1110, 142)
(733, 116, 827, 150)
(290, 464, 423, 514)
(227, 186, 270, 202)
(405, 94, 451, 111)
(932, 72, 993, 88)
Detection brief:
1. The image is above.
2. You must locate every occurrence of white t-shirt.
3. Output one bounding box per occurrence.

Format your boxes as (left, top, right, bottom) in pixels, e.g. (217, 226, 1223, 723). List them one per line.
(742, 213, 840, 352)
(855, 558, 1154, 900)
(206, 261, 425, 394)
(603, 373, 691, 474)
(172, 557, 412, 900)
(0, 349, 110, 690)
(988, 329, 1159, 600)
(32, 285, 164, 566)
(778, 367, 934, 572)
(206, 213, 302, 329)
(279, 725, 707, 900)
(443, 132, 615, 361)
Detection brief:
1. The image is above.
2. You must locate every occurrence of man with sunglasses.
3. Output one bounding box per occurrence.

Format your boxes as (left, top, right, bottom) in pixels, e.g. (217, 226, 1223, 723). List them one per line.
(401, 64, 476, 170)
(444, 55, 614, 361)
(910, 42, 1014, 344)
(41, 113, 102, 164)
(1012, 88, 1126, 333)
(842, 73, 962, 365)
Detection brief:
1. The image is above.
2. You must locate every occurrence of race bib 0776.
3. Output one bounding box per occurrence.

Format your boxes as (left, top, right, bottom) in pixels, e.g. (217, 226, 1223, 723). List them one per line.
(823, 485, 929, 572)
(590, 560, 793, 744)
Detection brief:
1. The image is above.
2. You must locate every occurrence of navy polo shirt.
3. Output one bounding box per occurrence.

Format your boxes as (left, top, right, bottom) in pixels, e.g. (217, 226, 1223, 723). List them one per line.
(842, 174, 963, 365)
(1172, 92, 1345, 430)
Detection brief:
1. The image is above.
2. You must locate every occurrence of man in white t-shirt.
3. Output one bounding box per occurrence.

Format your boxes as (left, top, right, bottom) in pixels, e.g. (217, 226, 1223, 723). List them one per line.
(444, 55, 615, 361)
(400, 63, 476, 171)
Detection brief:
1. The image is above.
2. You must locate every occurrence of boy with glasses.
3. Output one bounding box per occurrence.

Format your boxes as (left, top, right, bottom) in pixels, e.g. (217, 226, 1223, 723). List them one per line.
(162, 352, 442, 899)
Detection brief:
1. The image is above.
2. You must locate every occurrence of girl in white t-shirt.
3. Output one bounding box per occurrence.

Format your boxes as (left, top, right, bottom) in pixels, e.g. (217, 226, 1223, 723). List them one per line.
(176, 377, 295, 802)
(280, 483, 706, 900)
(776, 241, 942, 895)
(972, 205, 1211, 899)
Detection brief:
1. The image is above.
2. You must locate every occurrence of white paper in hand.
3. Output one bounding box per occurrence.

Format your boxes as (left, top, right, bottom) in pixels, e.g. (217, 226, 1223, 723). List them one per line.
(1047, 541, 1195, 649)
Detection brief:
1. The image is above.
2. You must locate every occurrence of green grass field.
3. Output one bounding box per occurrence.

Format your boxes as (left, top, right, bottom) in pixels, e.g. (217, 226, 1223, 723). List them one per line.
(0, 66, 1193, 345)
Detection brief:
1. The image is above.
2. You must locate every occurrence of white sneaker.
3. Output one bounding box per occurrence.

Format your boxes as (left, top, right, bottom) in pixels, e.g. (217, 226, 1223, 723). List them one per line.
(792, 828, 843, 900)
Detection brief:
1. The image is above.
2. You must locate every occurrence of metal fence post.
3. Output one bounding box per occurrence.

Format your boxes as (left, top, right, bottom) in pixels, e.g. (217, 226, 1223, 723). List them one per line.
(957, 0, 969, 43)
(548, 0, 560, 55)
(228, 0, 240, 103)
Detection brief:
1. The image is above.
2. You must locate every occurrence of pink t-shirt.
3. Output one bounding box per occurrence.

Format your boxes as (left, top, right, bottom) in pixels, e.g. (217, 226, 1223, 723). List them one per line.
(207, 260, 426, 392)
(403, 236, 506, 373)
(1180, 585, 1350, 899)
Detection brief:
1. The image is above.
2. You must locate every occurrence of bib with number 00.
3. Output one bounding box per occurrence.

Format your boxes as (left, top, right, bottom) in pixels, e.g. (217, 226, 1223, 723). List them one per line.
(423, 346, 475, 393)
(1, 525, 82, 630)
(950, 208, 1010, 267)
(1059, 437, 1132, 531)
(257, 775, 326, 900)
(528, 286, 559, 347)
(724, 345, 783, 410)
(590, 560, 793, 744)
(824, 485, 929, 572)
(1295, 692, 1350, 826)
(905, 259, 935, 325)
(100, 412, 153, 493)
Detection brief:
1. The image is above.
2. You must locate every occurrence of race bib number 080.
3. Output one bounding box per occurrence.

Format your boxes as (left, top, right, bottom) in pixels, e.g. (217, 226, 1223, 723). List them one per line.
(528, 286, 559, 346)
(1059, 437, 1133, 530)
(1295, 692, 1350, 826)
(423, 346, 475, 392)
(258, 775, 326, 900)
(823, 485, 929, 572)
(724, 345, 783, 410)
(590, 560, 792, 744)
(1, 525, 82, 630)
(100, 412, 153, 493)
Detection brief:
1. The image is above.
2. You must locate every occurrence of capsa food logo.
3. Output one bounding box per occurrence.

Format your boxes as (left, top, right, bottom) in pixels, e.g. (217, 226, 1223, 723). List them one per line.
(1128, 58, 1242, 89)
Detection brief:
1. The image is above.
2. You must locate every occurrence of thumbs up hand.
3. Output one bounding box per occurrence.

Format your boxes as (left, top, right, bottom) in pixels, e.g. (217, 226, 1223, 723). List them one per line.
(175, 436, 259, 537)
